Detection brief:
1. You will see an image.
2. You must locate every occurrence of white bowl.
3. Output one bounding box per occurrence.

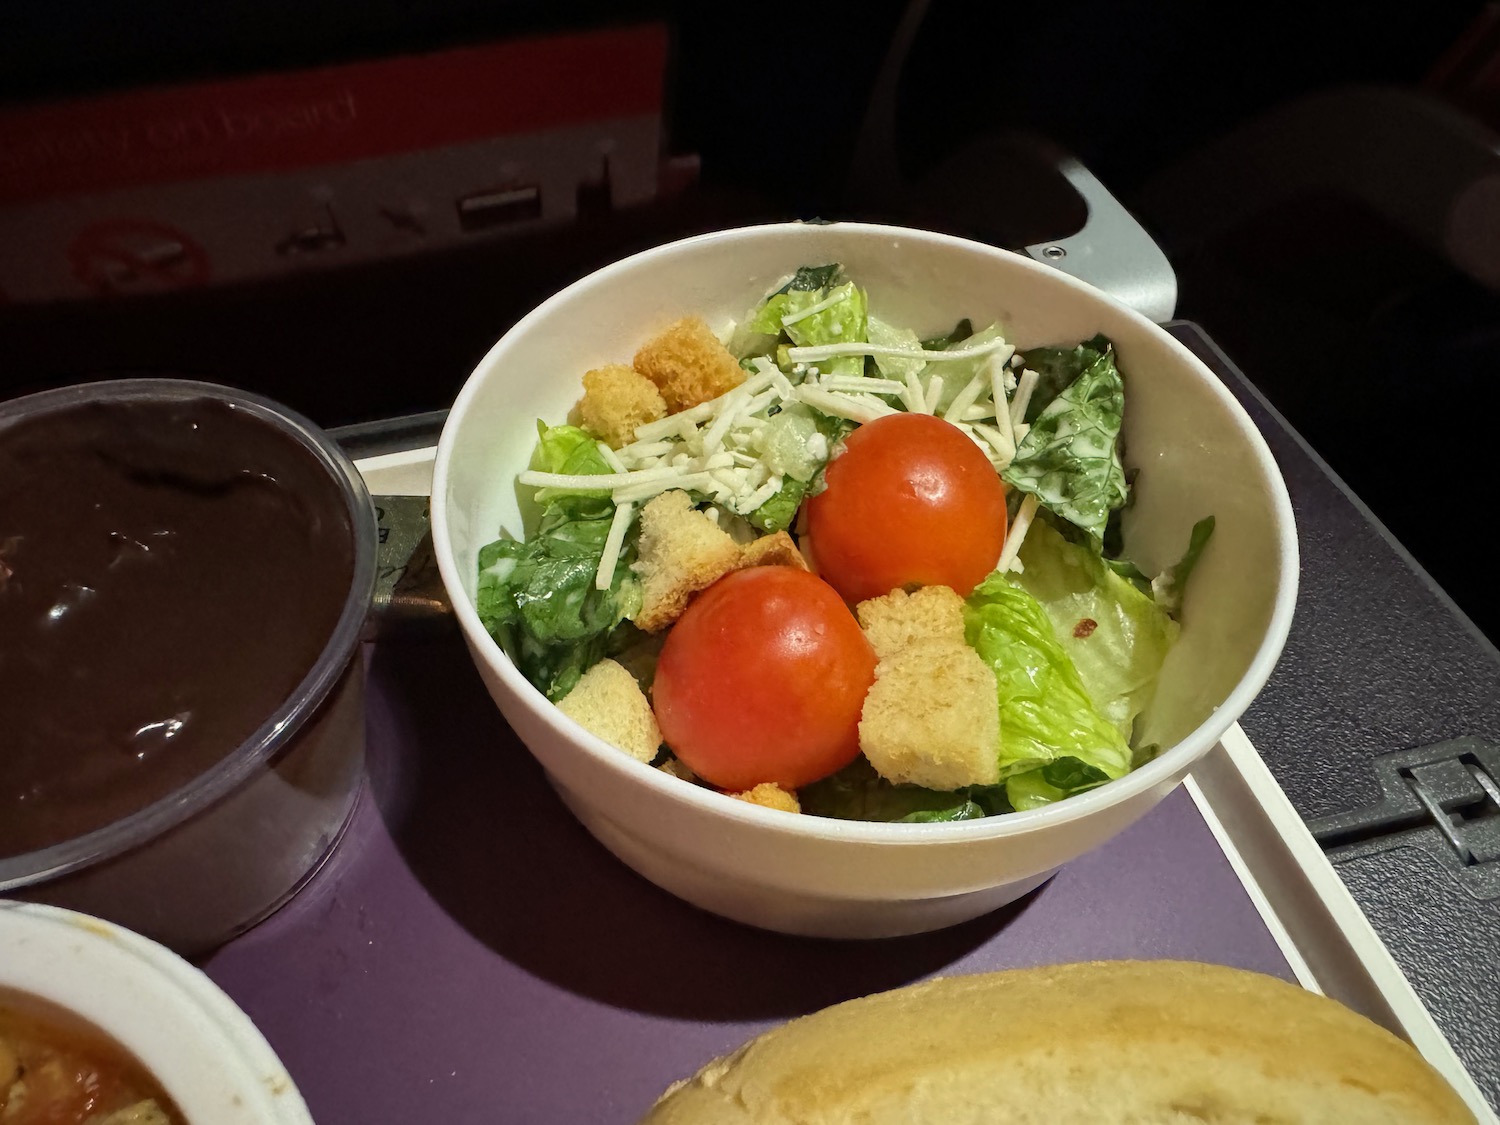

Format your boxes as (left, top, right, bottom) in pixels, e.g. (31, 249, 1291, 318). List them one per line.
(430, 221, 1298, 939)
(0, 900, 312, 1123)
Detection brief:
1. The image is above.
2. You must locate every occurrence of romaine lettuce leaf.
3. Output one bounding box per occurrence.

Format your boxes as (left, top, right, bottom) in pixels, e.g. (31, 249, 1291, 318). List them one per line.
(530, 422, 614, 517)
(1018, 334, 1111, 423)
(756, 401, 824, 482)
(748, 477, 806, 533)
(733, 264, 849, 359)
(778, 263, 842, 294)
(785, 283, 869, 377)
(920, 322, 1009, 413)
(800, 758, 1012, 822)
(867, 314, 925, 380)
(748, 280, 869, 377)
(476, 423, 641, 701)
(1005, 757, 1112, 811)
(1152, 515, 1216, 617)
(963, 572, 1133, 781)
(920, 317, 974, 351)
(1002, 339, 1126, 541)
(1012, 518, 1178, 743)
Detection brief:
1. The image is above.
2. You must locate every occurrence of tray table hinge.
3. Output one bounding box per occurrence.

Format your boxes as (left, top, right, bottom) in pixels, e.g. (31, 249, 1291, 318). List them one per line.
(1307, 737, 1500, 900)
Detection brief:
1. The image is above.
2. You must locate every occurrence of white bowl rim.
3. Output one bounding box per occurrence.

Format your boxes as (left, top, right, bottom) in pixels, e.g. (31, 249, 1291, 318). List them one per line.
(431, 219, 1299, 846)
(0, 900, 312, 1123)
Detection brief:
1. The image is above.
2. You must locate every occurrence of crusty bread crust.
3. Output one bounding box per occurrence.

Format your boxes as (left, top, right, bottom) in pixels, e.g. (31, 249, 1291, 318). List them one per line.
(641, 960, 1476, 1125)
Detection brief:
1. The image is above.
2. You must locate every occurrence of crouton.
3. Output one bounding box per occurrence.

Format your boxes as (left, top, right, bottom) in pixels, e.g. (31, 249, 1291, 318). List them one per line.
(578, 363, 668, 448)
(859, 641, 1000, 790)
(633, 491, 743, 633)
(729, 782, 801, 814)
(632, 316, 745, 413)
(855, 584, 968, 660)
(739, 530, 809, 571)
(557, 658, 663, 763)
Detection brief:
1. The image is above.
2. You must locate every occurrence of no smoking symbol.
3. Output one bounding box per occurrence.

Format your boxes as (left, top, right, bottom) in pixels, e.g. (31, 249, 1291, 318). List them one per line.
(68, 218, 212, 295)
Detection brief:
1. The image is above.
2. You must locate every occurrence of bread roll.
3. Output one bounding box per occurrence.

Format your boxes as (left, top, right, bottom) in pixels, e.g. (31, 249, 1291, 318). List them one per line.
(641, 960, 1475, 1124)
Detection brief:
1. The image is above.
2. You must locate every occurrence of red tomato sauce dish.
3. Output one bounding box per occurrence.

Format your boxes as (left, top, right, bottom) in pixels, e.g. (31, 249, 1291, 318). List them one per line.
(1, 990, 184, 1125)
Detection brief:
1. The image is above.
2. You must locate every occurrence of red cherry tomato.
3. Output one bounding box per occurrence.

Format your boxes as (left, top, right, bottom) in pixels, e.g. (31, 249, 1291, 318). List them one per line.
(806, 412, 1008, 604)
(651, 566, 876, 792)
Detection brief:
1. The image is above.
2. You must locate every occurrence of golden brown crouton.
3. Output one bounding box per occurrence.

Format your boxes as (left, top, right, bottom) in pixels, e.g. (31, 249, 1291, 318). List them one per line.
(578, 363, 668, 448)
(632, 316, 745, 413)
(739, 530, 809, 571)
(729, 782, 801, 814)
(859, 641, 1000, 790)
(557, 658, 663, 762)
(855, 584, 968, 661)
(632, 491, 743, 633)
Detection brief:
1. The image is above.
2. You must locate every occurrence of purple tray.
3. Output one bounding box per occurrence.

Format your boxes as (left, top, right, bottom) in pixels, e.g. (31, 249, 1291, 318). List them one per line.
(202, 637, 1293, 1124)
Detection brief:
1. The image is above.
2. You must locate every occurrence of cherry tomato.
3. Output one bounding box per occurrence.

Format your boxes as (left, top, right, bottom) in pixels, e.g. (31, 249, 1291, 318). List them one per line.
(652, 566, 876, 791)
(806, 412, 1008, 604)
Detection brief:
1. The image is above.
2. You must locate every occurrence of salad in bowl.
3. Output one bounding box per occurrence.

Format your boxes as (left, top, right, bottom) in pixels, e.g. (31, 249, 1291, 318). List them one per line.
(431, 222, 1295, 938)
(475, 263, 1215, 822)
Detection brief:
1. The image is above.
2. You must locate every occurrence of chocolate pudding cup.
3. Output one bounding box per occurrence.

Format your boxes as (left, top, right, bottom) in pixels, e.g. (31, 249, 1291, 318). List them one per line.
(0, 379, 376, 954)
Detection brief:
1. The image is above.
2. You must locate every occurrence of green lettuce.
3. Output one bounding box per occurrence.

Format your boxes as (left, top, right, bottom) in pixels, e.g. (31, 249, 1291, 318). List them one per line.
(1002, 339, 1127, 541)
(751, 281, 868, 377)
(1012, 518, 1179, 743)
(755, 401, 824, 482)
(1018, 334, 1110, 423)
(800, 758, 1013, 823)
(963, 572, 1133, 782)
(1005, 757, 1112, 811)
(867, 314, 925, 380)
(476, 423, 640, 702)
(529, 422, 614, 514)
(729, 264, 842, 359)
(747, 477, 806, 533)
(920, 317, 974, 351)
(1152, 515, 1216, 617)
(777, 263, 842, 293)
(920, 322, 1009, 414)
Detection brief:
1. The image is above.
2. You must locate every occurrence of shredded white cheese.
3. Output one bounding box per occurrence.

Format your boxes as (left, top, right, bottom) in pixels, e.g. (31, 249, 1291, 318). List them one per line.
(631, 402, 713, 444)
(794, 385, 897, 425)
(925, 374, 946, 413)
(549, 327, 1025, 522)
(942, 370, 990, 423)
(822, 375, 906, 396)
(784, 336, 1015, 364)
(901, 371, 927, 414)
(972, 422, 1015, 468)
(594, 501, 635, 590)
(518, 466, 674, 491)
(996, 494, 1040, 573)
(1010, 368, 1039, 428)
(596, 442, 627, 474)
(779, 289, 848, 326)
